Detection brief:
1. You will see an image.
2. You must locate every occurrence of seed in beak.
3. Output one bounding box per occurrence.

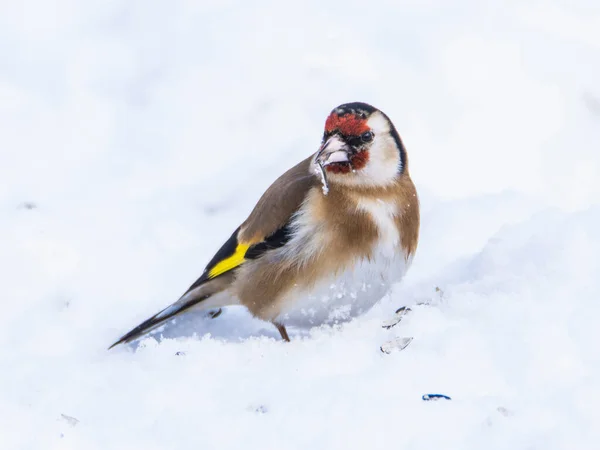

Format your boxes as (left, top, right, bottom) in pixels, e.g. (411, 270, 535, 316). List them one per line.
(323, 150, 350, 166)
(315, 160, 329, 195)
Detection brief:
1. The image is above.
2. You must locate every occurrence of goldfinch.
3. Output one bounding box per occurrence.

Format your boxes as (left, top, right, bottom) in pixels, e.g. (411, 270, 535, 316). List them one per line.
(109, 102, 419, 348)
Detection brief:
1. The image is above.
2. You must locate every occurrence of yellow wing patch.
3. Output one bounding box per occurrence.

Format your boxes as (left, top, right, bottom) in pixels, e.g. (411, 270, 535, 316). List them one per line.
(208, 243, 250, 279)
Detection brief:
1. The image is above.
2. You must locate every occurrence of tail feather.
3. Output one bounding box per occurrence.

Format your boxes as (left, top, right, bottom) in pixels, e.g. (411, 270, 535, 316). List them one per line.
(108, 295, 209, 349)
(108, 274, 234, 349)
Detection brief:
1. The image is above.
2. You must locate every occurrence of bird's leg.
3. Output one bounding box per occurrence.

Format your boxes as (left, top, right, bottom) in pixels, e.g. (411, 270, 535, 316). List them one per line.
(273, 322, 290, 342)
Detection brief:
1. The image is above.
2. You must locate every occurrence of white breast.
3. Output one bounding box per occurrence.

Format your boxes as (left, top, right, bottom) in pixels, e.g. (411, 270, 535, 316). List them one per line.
(277, 198, 409, 327)
(357, 198, 400, 257)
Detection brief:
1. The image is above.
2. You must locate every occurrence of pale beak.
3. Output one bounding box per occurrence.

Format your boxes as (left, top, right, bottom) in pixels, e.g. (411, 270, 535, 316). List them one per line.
(316, 135, 351, 167)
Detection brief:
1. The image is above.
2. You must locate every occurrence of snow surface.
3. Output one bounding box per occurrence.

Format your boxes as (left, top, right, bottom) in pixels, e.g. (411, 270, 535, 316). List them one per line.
(2, 1, 600, 449)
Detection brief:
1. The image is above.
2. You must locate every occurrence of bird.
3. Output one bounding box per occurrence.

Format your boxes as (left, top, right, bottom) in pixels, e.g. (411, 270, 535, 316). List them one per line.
(109, 102, 419, 349)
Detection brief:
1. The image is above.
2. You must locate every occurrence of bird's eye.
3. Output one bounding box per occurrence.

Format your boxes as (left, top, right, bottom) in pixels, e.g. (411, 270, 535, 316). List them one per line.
(361, 131, 374, 143)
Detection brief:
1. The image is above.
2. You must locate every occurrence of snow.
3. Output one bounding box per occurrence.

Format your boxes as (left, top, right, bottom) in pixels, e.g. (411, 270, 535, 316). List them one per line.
(1, 1, 600, 449)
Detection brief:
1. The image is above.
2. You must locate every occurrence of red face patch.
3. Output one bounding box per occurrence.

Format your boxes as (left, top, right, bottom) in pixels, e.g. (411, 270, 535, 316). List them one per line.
(350, 150, 369, 170)
(324, 113, 369, 136)
(326, 163, 352, 174)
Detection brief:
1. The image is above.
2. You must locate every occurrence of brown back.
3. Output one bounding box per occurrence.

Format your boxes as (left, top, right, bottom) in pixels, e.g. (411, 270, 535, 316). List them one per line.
(239, 156, 318, 244)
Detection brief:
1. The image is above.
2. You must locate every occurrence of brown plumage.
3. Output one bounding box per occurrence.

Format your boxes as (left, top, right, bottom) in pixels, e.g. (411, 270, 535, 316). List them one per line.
(109, 102, 419, 349)
(238, 156, 317, 244)
(236, 177, 419, 322)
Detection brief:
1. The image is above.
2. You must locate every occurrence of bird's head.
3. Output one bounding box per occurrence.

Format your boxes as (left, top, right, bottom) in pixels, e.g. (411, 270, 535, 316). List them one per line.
(314, 102, 407, 189)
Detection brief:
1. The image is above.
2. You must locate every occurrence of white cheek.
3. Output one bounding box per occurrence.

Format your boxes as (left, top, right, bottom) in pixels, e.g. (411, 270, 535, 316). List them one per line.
(360, 135, 401, 184)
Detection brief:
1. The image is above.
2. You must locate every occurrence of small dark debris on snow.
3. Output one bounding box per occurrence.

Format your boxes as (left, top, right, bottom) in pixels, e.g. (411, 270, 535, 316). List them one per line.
(382, 306, 412, 329)
(18, 201, 37, 210)
(496, 406, 514, 417)
(422, 394, 452, 401)
(207, 308, 223, 319)
(380, 337, 413, 354)
(175, 351, 186, 356)
(247, 404, 268, 414)
(254, 405, 268, 414)
(60, 413, 80, 426)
